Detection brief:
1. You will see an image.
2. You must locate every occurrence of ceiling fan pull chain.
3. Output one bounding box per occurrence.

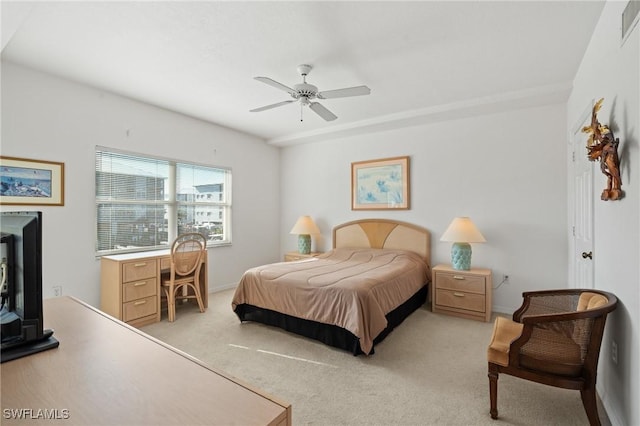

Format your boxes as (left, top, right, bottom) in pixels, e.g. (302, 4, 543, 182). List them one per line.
(300, 103, 304, 122)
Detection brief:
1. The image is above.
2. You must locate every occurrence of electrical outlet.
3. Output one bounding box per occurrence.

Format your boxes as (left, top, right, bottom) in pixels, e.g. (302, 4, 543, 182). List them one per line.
(611, 340, 618, 364)
(53, 286, 62, 297)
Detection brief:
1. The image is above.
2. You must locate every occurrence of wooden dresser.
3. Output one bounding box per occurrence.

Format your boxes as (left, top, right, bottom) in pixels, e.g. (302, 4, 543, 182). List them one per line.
(432, 264, 492, 322)
(1, 297, 291, 425)
(100, 249, 207, 327)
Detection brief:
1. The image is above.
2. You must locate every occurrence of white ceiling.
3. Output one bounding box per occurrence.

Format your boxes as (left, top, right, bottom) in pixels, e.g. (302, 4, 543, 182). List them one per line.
(1, 1, 605, 146)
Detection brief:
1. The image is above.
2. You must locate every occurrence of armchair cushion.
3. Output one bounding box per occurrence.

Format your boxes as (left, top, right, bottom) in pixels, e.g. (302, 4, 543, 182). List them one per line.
(487, 316, 524, 367)
(519, 327, 582, 376)
(577, 292, 608, 311)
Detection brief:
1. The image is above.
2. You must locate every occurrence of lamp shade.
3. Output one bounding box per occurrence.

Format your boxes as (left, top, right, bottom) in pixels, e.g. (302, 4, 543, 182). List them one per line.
(440, 217, 486, 243)
(440, 217, 485, 270)
(290, 216, 321, 235)
(290, 216, 320, 255)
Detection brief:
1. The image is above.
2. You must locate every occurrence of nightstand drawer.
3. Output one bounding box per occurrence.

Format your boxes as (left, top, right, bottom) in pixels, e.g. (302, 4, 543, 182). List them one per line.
(284, 254, 306, 261)
(123, 295, 158, 322)
(434, 272, 485, 294)
(431, 264, 492, 322)
(436, 289, 486, 313)
(284, 252, 322, 262)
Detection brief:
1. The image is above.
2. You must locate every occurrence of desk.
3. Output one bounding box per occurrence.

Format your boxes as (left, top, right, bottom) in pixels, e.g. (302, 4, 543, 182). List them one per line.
(101, 249, 208, 327)
(1, 297, 291, 425)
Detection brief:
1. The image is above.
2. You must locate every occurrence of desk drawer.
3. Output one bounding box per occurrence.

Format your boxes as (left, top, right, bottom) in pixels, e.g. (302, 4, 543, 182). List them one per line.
(434, 272, 485, 294)
(160, 257, 171, 272)
(123, 295, 157, 322)
(123, 279, 156, 303)
(161, 252, 203, 272)
(436, 289, 485, 313)
(123, 259, 157, 282)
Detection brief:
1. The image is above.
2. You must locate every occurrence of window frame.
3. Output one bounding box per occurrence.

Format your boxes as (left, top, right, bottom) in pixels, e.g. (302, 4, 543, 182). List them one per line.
(95, 147, 232, 256)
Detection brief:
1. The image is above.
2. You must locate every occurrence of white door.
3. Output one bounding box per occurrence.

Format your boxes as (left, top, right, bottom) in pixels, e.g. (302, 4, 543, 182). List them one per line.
(572, 107, 595, 289)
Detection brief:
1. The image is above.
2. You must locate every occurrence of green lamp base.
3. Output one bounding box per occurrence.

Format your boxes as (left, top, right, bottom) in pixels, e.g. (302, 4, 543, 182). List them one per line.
(298, 234, 311, 254)
(451, 242, 472, 270)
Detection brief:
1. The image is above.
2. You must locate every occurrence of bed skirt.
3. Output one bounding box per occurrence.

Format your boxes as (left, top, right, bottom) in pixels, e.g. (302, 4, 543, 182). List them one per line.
(233, 284, 428, 355)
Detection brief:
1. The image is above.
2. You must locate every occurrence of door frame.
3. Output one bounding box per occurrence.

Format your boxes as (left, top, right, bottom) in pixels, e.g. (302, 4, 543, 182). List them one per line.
(569, 101, 595, 289)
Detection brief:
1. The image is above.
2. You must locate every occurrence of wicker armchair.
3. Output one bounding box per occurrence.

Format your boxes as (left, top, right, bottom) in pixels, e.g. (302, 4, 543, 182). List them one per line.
(161, 233, 207, 322)
(487, 289, 617, 425)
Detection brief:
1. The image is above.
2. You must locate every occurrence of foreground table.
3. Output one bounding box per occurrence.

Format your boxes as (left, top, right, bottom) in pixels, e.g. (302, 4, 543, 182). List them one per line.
(1, 296, 291, 425)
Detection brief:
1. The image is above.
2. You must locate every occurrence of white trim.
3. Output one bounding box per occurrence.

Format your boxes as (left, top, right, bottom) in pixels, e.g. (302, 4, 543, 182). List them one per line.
(268, 83, 572, 146)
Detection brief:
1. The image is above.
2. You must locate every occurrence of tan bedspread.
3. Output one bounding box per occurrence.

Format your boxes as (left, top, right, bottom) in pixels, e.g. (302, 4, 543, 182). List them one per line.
(231, 248, 429, 354)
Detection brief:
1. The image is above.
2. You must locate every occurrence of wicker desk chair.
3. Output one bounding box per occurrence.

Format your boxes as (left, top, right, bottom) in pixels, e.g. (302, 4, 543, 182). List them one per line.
(487, 289, 617, 425)
(161, 233, 207, 322)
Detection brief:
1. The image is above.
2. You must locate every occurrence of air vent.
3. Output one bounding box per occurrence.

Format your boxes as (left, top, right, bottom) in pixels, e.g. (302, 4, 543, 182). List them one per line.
(622, 0, 640, 42)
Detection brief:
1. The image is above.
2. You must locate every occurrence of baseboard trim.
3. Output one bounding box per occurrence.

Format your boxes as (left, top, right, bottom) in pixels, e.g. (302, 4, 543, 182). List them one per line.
(598, 388, 619, 426)
(209, 282, 238, 293)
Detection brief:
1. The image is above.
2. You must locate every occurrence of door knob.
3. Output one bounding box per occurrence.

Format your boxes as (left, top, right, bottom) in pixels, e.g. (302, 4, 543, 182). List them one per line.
(581, 251, 593, 259)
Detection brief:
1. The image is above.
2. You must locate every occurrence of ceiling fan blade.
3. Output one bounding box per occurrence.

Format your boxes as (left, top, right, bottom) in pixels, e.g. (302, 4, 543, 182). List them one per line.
(250, 100, 296, 112)
(317, 85, 371, 99)
(309, 102, 337, 121)
(254, 77, 296, 95)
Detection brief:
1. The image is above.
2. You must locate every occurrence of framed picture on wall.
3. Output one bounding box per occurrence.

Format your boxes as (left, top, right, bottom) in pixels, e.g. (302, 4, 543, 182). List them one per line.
(0, 156, 65, 206)
(351, 156, 410, 210)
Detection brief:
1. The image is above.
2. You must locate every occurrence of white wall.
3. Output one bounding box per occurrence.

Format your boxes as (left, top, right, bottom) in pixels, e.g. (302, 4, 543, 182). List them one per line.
(280, 103, 568, 314)
(568, 1, 639, 425)
(1, 61, 281, 306)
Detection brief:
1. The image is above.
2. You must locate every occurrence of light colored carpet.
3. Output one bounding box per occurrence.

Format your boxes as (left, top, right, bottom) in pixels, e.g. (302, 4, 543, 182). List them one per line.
(142, 289, 608, 426)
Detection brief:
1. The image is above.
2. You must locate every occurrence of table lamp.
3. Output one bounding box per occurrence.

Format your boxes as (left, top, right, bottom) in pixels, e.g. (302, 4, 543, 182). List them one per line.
(440, 217, 486, 270)
(290, 216, 321, 254)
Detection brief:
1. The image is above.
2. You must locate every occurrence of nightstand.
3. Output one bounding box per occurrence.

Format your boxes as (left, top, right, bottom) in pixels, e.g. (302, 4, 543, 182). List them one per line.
(432, 264, 492, 322)
(284, 251, 323, 262)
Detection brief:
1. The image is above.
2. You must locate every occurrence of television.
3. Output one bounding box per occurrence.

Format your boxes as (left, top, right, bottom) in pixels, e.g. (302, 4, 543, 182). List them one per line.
(1, 211, 58, 363)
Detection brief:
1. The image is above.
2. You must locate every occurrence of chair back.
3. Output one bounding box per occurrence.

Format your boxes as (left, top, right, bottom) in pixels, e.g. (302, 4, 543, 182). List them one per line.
(170, 233, 206, 277)
(515, 289, 617, 377)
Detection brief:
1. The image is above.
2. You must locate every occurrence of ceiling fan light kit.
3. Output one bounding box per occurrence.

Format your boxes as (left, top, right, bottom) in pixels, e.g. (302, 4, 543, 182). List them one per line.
(250, 64, 371, 122)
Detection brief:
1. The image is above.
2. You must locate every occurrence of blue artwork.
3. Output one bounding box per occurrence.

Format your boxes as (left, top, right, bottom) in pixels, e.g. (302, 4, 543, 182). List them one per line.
(0, 166, 52, 198)
(357, 164, 404, 205)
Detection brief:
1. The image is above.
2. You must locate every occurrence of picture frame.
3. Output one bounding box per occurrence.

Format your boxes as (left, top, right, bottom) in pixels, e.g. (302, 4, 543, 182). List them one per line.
(351, 156, 410, 210)
(0, 156, 65, 206)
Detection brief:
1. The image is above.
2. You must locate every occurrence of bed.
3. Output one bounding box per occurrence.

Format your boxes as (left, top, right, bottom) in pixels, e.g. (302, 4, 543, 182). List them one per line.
(231, 219, 431, 355)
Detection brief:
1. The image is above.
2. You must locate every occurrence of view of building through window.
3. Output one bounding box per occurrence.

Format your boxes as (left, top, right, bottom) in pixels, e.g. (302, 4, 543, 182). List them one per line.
(95, 148, 231, 255)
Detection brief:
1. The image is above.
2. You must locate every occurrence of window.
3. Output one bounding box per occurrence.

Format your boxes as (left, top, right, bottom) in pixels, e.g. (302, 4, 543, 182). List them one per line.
(95, 148, 231, 255)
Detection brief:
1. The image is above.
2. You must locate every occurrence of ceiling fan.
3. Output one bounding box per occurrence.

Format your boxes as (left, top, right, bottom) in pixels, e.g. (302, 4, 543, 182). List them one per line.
(250, 64, 371, 122)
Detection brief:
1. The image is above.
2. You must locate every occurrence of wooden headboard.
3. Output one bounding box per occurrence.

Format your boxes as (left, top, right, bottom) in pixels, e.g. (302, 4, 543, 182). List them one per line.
(332, 219, 431, 265)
